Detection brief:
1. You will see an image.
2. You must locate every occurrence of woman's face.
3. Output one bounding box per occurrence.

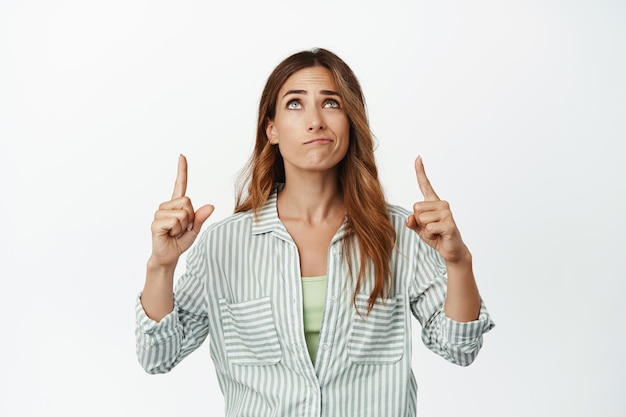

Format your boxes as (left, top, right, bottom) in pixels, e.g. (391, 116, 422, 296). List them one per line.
(266, 66, 350, 178)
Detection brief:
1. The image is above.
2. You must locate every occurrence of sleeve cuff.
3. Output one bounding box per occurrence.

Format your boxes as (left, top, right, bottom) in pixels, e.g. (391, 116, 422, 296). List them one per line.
(441, 306, 495, 353)
(135, 293, 180, 343)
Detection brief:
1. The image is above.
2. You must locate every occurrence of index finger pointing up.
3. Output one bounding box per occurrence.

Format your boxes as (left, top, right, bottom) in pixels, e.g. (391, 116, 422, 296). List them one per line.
(172, 154, 188, 199)
(415, 156, 440, 201)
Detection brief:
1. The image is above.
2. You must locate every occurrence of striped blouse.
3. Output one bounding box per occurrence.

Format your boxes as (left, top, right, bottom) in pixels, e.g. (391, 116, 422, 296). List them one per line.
(135, 189, 495, 416)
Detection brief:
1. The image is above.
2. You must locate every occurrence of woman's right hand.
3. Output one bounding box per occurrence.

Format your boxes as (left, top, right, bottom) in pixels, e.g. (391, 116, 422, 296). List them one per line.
(149, 154, 215, 269)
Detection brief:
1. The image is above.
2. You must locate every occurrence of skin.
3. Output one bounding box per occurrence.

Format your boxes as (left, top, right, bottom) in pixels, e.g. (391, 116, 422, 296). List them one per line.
(266, 66, 350, 179)
(265, 66, 350, 278)
(407, 156, 481, 321)
(141, 155, 214, 321)
(141, 67, 481, 323)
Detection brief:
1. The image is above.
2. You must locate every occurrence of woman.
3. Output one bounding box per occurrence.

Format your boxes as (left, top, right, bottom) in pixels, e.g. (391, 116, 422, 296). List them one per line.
(136, 48, 494, 416)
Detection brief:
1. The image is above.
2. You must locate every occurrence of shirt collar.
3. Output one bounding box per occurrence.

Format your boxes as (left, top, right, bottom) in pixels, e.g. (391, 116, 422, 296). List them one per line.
(251, 186, 283, 236)
(251, 184, 352, 243)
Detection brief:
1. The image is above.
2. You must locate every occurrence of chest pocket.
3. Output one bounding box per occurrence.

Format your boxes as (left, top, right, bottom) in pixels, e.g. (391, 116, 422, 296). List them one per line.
(218, 296, 282, 366)
(348, 293, 405, 364)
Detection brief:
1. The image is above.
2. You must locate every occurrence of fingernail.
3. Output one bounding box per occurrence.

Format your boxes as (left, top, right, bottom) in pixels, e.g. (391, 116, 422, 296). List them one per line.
(187, 223, 194, 232)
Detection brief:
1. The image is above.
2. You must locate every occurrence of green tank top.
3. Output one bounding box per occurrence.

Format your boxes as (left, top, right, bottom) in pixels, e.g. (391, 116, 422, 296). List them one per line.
(301, 275, 327, 363)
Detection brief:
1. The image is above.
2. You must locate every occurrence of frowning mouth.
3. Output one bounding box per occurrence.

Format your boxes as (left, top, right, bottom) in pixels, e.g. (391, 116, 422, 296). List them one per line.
(304, 138, 333, 145)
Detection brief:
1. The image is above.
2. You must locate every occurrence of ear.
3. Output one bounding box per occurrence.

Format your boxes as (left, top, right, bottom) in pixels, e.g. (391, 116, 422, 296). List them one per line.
(266, 119, 278, 144)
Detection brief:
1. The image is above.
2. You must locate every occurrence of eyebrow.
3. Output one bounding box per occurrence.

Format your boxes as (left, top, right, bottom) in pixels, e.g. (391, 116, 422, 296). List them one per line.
(282, 89, 340, 98)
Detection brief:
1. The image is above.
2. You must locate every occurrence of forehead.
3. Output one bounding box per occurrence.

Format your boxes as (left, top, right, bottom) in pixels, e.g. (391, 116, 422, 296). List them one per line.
(278, 66, 337, 95)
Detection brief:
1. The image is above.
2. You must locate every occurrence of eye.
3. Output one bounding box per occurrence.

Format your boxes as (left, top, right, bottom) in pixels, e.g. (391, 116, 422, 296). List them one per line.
(324, 99, 340, 109)
(287, 100, 301, 109)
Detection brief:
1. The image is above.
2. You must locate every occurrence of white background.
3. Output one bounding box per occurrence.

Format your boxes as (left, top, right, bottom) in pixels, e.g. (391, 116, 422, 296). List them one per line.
(1, 0, 624, 416)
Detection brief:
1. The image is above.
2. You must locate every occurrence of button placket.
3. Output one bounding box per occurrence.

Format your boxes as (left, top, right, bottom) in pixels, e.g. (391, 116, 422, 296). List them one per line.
(316, 241, 343, 382)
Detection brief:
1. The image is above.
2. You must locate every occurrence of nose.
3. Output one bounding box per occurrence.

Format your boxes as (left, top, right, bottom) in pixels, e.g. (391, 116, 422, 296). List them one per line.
(307, 108, 324, 131)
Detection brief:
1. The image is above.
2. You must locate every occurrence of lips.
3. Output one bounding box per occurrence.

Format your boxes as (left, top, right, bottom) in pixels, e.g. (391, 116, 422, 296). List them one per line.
(304, 138, 333, 144)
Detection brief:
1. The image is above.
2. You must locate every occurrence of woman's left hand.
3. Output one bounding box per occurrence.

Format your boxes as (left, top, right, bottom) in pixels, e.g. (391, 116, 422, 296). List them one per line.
(406, 156, 470, 264)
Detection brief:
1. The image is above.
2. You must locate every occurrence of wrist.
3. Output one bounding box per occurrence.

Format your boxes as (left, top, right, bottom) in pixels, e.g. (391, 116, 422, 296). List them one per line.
(445, 247, 472, 270)
(147, 256, 177, 277)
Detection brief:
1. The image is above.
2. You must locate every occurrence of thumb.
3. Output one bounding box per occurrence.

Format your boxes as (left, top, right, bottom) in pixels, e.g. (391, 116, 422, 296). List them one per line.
(191, 204, 215, 233)
(405, 214, 421, 234)
(176, 204, 215, 252)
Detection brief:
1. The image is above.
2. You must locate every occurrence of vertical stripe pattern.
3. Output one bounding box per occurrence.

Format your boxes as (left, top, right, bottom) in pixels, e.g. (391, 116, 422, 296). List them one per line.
(135, 190, 495, 416)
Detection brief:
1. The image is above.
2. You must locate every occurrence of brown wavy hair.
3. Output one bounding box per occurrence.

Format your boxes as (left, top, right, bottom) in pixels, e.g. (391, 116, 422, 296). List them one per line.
(235, 48, 396, 312)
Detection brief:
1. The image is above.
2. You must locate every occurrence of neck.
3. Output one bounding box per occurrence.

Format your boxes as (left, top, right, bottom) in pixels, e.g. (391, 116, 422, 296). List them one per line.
(277, 170, 344, 224)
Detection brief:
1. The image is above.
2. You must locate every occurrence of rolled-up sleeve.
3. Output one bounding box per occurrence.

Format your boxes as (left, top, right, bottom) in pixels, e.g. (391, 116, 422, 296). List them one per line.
(419, 302, 495, 366)
(409, 237, 495, 366)
(135, 238, 211, 374)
